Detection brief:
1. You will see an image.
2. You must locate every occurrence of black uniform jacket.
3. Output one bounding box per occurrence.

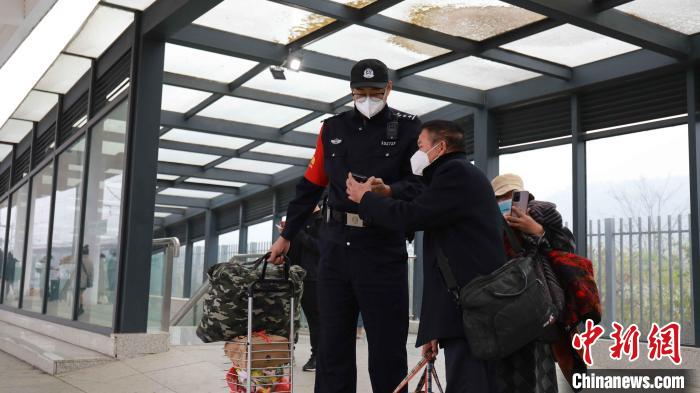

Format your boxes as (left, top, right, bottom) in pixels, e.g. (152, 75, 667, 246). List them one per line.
(281, 106, 423, 247)
(358, 151, 507, 346)
(287, 211, 322, 281)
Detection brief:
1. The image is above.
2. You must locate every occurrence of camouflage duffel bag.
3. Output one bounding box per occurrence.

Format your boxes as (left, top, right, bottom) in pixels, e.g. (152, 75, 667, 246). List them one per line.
(196, 254, 306, 343)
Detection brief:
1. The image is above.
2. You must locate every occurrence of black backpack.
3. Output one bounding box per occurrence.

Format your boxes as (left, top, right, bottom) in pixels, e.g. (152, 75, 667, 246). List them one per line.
(434, 222, 563, 360)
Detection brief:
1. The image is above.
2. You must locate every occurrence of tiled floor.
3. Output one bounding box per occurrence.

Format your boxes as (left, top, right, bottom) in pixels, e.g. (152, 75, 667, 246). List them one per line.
(0, 333, 572, 393)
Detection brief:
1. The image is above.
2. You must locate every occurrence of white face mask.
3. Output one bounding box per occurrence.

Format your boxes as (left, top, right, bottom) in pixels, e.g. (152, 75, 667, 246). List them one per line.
(354, 94, 386, 119)
(410, 143, 441, 176)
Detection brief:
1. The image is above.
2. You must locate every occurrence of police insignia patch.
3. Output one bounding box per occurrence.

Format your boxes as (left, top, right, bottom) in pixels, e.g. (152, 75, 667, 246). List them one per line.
(363, 68, 374, 79)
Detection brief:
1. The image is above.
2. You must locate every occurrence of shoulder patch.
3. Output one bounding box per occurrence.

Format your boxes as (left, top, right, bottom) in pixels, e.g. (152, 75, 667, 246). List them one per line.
(390, 109, 417, 121)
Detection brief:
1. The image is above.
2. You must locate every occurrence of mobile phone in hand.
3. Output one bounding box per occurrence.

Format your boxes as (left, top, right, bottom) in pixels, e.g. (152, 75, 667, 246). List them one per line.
(511, 191, 529, 215)
(351, 172, 368, 183)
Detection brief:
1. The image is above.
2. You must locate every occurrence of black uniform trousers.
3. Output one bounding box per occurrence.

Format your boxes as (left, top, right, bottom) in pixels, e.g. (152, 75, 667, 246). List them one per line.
(302, 280, 320, 356)
(315, 240, 409, 393)
(440, 337, 494, 393)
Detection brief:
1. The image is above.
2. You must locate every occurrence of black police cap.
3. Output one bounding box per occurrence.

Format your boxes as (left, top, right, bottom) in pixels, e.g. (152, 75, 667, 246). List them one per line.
(350, 59, 389, 89)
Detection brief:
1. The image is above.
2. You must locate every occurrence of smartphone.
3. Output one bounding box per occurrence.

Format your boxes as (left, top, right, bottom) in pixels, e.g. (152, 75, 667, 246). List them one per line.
(351, 172, 368, 183)
(511, 191, 529, 215)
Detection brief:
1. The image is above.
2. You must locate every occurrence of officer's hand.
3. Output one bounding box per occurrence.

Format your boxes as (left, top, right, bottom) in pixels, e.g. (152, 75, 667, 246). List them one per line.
(422, 339, 439, 360)
(268, 236, 290, 265)
(346, 173, 373, 203)
(369, 177, 392, 197)
(275, 220, 286, 233)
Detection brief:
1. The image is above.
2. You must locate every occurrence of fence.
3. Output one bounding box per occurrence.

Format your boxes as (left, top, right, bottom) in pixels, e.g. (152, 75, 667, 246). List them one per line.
(587, 215, 694, 344)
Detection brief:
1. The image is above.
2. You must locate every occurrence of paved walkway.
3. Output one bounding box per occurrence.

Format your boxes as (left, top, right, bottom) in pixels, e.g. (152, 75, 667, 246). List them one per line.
(1, 333, 573, 393)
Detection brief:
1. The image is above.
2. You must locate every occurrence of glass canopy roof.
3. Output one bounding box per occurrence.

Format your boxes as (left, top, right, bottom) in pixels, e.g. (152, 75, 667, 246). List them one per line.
(380, 0, 546, 41)
(306, 24, 450, 69)
(194, 0, 334, 45)
(3, 0, 699, 218)
(501, 24, 640, 67)
(616, 0, 700, 35)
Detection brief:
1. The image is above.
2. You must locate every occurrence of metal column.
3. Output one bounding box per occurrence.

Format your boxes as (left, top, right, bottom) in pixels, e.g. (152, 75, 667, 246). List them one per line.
(473, 108, 499, 179)
(203, 209, 219, 268)
(571, 95, 588, 256)
(687, 68, 700, 345)
(114, 14, 165, 333)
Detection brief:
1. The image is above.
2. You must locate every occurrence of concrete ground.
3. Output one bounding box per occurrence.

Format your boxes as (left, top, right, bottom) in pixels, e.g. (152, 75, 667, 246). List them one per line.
(0, 332, 572, 393)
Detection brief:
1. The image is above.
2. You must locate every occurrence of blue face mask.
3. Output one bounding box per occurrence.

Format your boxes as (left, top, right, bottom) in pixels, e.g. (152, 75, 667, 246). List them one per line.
(498, 200, 512, 215)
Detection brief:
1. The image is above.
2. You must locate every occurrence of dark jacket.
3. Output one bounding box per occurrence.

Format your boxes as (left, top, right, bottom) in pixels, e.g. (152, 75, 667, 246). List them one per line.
(287, 211, 322, 281)
(358, 151, 506, 346)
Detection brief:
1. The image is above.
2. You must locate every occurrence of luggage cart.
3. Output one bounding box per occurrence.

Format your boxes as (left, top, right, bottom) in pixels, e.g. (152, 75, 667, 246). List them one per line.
(225, 259, 296, 393)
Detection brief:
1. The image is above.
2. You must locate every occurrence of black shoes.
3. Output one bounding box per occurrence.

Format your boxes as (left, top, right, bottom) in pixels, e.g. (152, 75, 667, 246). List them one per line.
(302, 355, 316, 372)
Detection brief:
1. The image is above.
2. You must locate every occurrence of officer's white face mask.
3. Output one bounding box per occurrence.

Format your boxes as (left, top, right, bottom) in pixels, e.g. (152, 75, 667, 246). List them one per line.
(410, 143, 441, 176)
(354, 94, 385, 119)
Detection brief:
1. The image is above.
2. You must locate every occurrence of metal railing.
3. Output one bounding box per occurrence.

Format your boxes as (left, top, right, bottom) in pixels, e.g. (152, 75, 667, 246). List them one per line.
(152, 237, 180, 332)
(587, 215, 693, 344)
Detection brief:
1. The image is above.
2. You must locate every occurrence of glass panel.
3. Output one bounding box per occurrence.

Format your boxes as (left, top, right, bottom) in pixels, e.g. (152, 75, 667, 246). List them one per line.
(216, 158, 291, 174)
(159, 188, 222, 199)
(35, 54, 92, 94)
(21, 164, 54, 312)
(161, 129, 253, 149)
(147, 251, 164, 330)
(197, 96, 312, 128)
(190, 240, 206, 293)
(184, 178, 246, 188)
(2, 184, 29, 308)
(616, 0, 700, 35)
(247, 221, 272, 254)
(160, 85, 211, 113)
(586, 125, 693, 344)
(388, 91, 451, 116)
(294, 114, 335, 134)
(0, 200, 7, 303)
(157, 174, 180, 181)
(416, 56, 540, 89)
(0, 145, 12, 161)
(102, 0, 158, 11)
(329, 0, 377, 7)
(13, 91, 58, 122)
(172, 245, 186, 298)
(501, 24, 640, 67)
(158, 148, 219, 166)
(0, 119, 33, 143)
(380, 0, 545, 41)
(251, 143, 315, 159)
(499, 144, 573, 227)
(243, 70, 349, 101)
(78, 101, 129, 326)
(218, 230, 240, 261)
(164, 44, 258, 83)
(66, 6, 134, 58)
(194, 0, 334, 45)
(46, 137, 86, 320)
(306, 24, 449, 69)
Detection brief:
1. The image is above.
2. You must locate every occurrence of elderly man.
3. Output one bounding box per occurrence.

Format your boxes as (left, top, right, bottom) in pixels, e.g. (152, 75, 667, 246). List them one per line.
(347, 120, 506, 393)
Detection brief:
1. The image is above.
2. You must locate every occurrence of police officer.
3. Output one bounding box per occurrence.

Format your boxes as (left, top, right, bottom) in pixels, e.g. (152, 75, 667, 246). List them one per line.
(268, 59, 423, 393)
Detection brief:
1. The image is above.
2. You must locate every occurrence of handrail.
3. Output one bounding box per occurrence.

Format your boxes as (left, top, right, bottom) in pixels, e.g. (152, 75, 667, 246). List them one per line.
(152, 237, 180, 332)
(169, 253, 266, 328)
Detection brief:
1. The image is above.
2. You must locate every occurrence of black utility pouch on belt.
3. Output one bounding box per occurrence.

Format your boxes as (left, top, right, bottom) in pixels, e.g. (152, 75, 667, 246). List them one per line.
(434, 220, 562, 360)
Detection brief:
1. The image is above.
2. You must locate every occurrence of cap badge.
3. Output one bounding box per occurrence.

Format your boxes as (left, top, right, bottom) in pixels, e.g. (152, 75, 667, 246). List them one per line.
(363, 68, 374, 79)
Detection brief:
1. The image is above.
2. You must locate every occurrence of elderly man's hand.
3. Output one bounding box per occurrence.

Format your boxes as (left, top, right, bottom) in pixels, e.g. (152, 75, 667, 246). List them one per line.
(506, 206, 545, 237)
(346, 173, 373, 203)
(369, 177, 392, 197)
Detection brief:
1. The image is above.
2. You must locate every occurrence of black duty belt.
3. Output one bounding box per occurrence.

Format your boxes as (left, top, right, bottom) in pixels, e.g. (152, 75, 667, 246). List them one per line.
(327, 208, 369, 228)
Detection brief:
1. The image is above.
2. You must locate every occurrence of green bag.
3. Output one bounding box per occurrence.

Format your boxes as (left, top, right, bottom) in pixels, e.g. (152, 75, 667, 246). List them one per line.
(196, 254, 305, 343)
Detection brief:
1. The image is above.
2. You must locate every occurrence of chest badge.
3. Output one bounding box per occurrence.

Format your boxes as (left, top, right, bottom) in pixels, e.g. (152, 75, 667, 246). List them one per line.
(331, 138, 343, 145)
(363, 68, 374, 79)
(381, 140, 397, 146)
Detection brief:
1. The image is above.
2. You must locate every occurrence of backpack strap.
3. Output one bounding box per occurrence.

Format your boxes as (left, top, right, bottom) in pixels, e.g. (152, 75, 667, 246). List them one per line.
(433, 239, 460, 302)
